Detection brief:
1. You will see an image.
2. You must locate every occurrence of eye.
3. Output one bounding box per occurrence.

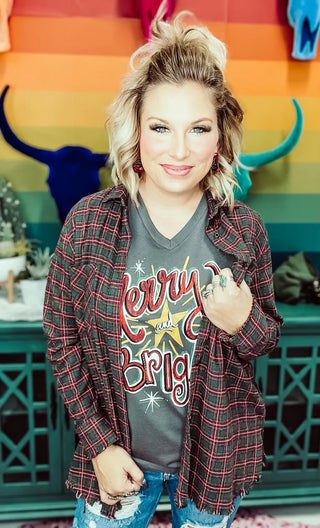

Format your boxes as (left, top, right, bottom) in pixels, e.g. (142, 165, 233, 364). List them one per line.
(149, 124, 169, 134)
(192, 126, 212, 134)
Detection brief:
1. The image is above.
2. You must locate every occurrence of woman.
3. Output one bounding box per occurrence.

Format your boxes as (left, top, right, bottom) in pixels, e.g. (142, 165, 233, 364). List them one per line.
(43, 7, 283, 528)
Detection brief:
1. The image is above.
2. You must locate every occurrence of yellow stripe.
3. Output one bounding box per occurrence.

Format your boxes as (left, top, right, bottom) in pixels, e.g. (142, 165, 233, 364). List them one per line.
(243, 130, 319, 163)
(1, 127, 318, 165)
(240, 96, 320, 131)
(0, 126, 109, 160)
(3, 89, 117, 127)
(4, 91, 319, 131)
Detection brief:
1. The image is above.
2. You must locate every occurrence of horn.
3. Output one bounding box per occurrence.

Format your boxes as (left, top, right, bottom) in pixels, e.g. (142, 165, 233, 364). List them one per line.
(0, 85, 55, 164)
(240, 98, 304, 169)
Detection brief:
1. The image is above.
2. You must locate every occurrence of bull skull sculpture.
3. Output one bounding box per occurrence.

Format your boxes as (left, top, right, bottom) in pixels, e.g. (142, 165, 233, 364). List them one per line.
(0, 85, 108, 223)
(0, 85, 303, 221)
(235, 98, 304, 200)
(288, 0, 320, 60)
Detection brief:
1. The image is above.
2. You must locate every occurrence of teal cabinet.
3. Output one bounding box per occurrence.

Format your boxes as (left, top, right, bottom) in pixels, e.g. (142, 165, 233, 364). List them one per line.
(247, 303, 320, 506)
(0, 304, 319, 519)
(0, 321, 76, 520)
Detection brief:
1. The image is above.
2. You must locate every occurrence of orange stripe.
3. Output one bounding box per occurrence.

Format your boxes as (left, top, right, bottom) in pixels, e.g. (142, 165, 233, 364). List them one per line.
(226, 60, 320, 97)
(9, 17, 310, 62)
(2, 53, 319, 96)
(1, 53, 129, 92)
(223, 23, 297, 61)
(11, 16, 144, 56)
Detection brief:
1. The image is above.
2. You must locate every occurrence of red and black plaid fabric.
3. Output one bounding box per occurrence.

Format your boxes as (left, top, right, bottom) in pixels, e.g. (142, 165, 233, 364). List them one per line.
(43, 185, 282, 517)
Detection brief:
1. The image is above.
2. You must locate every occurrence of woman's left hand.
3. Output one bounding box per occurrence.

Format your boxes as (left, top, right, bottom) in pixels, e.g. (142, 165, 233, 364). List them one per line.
(202, 268, 253, 335)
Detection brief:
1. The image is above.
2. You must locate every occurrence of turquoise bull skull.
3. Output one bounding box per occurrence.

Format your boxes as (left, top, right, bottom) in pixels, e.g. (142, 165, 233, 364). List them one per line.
(235, 98, 304, 201)
(287, 0, 320, 60)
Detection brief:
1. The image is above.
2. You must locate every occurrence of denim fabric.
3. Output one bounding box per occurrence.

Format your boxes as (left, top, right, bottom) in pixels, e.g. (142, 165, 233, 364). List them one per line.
(72, 471, 242, 528)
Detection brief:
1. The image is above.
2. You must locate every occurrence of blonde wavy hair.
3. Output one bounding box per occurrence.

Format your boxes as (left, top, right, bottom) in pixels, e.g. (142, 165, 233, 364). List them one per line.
(107, 4, 244, 208)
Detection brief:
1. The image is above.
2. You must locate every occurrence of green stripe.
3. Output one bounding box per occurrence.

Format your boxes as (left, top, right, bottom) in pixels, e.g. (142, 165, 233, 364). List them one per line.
(26, 222, 320, 266)
(245, 194, 320, 223)
(266, 223, 320, 253)
(16, 191, 60, 223)
(0, 159, 48, 191)
(249, 162, 320, 194)
(26, 222, 62, 252)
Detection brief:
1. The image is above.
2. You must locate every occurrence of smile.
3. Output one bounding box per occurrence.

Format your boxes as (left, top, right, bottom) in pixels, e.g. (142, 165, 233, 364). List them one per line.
(161, 164, 193, 176)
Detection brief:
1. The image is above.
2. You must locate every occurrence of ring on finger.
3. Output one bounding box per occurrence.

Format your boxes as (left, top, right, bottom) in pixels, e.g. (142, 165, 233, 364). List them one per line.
(219, 274, 234, 288)
(202, 288, 214, 299)
(107, 493, 124, 500)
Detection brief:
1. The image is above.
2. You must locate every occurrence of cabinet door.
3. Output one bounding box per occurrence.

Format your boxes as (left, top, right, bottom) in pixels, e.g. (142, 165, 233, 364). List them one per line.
(0, 333, 64, 497)
(255, 334, 320, 498)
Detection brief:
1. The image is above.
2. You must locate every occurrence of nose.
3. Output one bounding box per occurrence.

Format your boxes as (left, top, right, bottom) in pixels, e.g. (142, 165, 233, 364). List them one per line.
(169, 132, 190, 160)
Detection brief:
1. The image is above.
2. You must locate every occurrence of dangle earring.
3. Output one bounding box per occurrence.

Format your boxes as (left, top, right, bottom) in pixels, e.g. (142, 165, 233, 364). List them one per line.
(133, 160, 144, 174)
(211, 152, 220, 174)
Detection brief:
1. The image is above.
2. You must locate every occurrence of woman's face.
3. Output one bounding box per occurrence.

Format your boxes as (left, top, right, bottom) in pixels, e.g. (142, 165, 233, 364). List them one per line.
(139, 81, 219, 200)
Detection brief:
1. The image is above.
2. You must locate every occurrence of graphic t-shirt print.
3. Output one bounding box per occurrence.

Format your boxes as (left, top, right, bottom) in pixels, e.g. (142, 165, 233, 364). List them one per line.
(120, 257, 220, 410)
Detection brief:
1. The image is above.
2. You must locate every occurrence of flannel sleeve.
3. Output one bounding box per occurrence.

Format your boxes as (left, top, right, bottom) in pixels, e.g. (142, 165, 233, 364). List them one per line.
(228, 215, 283, 361)
(43, 210, 118, 459)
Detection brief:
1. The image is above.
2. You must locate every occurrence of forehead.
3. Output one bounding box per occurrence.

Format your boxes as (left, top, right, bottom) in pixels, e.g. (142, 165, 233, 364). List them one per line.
(141, 81, 216, 121)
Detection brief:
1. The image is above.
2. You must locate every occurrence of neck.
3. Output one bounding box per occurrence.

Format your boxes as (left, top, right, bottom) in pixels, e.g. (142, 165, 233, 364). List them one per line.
(138, 182, 203, 212)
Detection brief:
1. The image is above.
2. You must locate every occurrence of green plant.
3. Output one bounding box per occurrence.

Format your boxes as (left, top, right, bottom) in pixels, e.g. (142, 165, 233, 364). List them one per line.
(27, 246, 53, 280)
(0, 177, 28, 258)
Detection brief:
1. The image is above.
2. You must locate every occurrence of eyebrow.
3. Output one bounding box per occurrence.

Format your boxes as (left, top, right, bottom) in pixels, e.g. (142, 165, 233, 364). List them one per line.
(146, 117, 214, 124)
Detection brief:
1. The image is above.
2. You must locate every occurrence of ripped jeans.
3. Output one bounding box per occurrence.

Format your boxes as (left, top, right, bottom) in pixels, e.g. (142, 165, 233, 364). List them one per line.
(72, 471, 242, 528)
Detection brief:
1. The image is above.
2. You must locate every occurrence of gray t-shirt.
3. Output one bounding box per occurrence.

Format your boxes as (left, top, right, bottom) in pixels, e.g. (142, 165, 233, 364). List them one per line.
(121, 195, 233, 473)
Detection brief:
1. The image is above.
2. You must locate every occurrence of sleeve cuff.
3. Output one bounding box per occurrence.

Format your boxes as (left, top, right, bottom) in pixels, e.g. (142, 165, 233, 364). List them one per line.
(76, 414, 118, 459)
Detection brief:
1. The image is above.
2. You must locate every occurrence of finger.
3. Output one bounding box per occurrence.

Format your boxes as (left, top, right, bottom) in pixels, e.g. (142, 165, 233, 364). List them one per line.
(219, 267, 233, 277)
(219, 268, 237, 289)
(128, 465, 145, 489)
(100, 488, 120, 505)
(239, 279, 252, 295)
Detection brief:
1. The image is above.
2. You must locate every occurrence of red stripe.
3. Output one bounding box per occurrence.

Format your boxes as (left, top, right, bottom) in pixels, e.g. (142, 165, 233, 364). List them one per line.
(12, 0, 288, 24)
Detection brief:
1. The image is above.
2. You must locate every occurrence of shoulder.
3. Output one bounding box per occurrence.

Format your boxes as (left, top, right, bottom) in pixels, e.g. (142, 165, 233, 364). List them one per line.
(227, 200, 266, 233)
(65, 185, 129, 224)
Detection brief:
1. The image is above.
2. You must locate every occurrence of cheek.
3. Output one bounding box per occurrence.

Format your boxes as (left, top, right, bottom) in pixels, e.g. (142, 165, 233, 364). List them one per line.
(194, 131, 219, 163)
(140, 130, 164, 158)
(197, 141, 217, 164)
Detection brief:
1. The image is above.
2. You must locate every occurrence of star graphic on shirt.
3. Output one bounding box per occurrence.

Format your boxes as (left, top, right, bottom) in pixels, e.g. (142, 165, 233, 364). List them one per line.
(131, 259, 145, 277)
(139, 390, 164, 413)
(145, 299, 187, 351)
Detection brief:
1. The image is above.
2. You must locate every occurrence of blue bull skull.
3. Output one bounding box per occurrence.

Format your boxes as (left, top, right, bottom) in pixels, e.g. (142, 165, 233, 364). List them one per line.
(0, 85, 108, 223)
(288, 0, 320, 60)
(0, 85, 303, 219)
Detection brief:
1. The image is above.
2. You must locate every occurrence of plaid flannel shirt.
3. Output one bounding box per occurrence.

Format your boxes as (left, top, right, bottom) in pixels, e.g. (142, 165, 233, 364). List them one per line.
(43, 185, 283, 517)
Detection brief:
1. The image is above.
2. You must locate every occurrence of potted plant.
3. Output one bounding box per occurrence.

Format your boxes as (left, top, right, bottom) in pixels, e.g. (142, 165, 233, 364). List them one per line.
(0, 177, 30, 282)
(19, 246, 53, 307)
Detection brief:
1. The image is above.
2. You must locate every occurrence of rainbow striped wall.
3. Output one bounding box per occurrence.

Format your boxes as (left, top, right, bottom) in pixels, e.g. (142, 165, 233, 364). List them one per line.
(0, 0, 319, 255)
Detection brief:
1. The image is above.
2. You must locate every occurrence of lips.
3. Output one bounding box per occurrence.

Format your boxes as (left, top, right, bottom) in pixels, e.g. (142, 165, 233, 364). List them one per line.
(161, 164, 193, 176)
